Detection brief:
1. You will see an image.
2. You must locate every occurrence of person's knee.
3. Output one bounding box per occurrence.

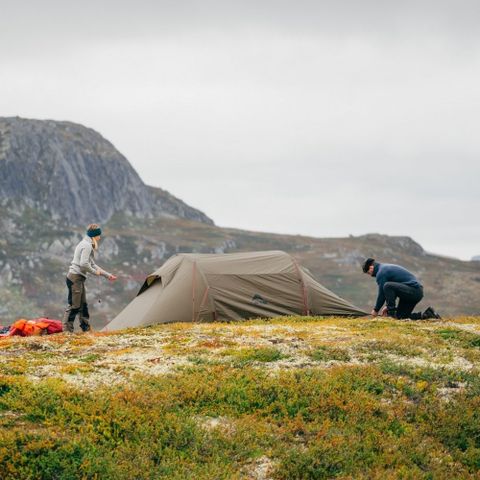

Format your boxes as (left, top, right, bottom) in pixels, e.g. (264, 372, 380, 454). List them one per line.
(383, 282, 396, 293)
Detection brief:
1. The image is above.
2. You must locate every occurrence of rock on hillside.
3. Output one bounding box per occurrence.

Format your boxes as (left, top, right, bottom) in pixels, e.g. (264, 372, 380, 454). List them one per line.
(0, 117, 212, 225)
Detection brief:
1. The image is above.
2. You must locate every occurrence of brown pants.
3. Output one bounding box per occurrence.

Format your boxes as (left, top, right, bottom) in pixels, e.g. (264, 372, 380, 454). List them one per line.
(63, 273, 91, 332)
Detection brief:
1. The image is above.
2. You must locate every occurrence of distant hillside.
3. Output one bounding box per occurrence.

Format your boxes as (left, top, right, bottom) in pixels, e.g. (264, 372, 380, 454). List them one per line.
(0, 117, 212, 225)
(0, 117, 479, 326)
(1, 208, 479, 326)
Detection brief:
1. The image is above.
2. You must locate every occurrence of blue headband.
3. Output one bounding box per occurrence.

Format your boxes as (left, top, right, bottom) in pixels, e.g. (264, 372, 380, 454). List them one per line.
(87, 228, 102, 237)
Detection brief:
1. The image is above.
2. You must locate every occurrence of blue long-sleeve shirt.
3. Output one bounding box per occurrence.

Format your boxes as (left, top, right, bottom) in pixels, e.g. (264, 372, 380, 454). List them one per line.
(373, 263, 422, 312)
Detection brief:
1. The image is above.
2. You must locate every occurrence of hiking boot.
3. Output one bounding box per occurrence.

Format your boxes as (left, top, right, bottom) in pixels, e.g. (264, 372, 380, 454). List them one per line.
(79, 318, 91, 332)
(386, 308, 397, 318)
(422, 306, 442, 320)
(422, 307, 433, 319)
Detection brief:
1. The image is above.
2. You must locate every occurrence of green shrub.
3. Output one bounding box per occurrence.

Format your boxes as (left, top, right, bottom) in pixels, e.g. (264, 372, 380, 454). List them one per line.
(436, 329, 480, 348)
(222, 347, 284, 366)
(308, 345, 351, 362)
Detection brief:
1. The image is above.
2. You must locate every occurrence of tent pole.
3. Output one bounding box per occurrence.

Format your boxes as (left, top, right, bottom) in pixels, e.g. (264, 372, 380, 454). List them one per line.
(291, 256, 310, 316)
(195, 263, 218, 322)
(192, 261, 197, 322)
(196, 286, 210, 322)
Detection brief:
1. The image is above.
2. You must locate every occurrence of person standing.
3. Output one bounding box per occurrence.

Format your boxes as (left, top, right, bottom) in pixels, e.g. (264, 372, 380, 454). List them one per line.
(63, 224, 117, 332)
(362, 257, 440, 320)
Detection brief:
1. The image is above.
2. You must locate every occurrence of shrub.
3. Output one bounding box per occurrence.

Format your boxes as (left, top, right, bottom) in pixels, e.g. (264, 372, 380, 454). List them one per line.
(308, 346, 351, 362)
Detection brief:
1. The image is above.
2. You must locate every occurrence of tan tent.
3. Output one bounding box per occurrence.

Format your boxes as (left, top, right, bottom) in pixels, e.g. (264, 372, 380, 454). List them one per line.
(104, 251, 366, 331)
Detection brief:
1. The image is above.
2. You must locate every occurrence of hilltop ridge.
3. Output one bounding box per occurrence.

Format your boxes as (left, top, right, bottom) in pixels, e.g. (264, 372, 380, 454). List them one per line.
(0, 117, 212, 225)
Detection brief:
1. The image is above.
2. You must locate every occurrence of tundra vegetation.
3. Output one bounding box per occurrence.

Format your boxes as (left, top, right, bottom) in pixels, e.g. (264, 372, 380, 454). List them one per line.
(1, 315, 480, 479)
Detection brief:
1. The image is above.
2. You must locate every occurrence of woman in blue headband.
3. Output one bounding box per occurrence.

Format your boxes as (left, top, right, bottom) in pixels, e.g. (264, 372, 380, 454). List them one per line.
(63, 223, 117, 333)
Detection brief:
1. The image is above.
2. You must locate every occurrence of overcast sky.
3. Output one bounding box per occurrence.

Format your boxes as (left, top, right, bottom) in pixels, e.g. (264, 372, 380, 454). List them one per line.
(1, 1, 479, 259)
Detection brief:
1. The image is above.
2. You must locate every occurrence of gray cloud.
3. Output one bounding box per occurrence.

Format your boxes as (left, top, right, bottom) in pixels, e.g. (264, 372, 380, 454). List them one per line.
(1, 1, 479, 259)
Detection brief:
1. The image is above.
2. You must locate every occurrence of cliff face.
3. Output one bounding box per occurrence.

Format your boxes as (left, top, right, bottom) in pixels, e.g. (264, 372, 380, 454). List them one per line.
(0, 117, 213, 225)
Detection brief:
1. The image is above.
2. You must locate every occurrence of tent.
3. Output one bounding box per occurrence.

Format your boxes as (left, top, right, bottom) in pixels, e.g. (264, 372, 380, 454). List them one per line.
(104, 251, 366, 331)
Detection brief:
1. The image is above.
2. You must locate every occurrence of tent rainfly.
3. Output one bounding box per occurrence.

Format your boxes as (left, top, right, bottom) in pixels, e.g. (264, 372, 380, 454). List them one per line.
(104, 251, 366, 331)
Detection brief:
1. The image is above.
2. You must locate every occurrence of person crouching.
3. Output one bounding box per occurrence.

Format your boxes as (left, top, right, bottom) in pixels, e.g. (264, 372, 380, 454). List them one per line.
(362, 257, 441, 320)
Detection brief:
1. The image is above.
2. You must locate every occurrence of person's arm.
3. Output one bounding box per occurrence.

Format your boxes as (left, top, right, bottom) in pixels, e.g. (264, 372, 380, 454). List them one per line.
(79, 245, 98, 275)
(91, 258, 115, 280)
(80, 244, 115, 279)
(373, 278, 386, 313)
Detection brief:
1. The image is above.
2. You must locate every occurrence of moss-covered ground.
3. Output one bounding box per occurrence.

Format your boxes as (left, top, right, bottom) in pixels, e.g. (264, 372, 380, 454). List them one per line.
(1, 316, 480, 479)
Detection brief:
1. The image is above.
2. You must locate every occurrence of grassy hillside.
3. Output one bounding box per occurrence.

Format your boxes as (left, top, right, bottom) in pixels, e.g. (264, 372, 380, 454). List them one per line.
(1, 316, 480, 479)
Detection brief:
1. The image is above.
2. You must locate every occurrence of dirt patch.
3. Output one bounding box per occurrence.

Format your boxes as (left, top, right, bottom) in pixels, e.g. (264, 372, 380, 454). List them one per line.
(241, 455, 277, 480)
(195, 415, 236, 436)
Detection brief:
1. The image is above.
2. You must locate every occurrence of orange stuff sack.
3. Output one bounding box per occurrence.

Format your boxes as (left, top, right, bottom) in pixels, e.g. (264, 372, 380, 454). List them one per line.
(7, 318, 63, 337)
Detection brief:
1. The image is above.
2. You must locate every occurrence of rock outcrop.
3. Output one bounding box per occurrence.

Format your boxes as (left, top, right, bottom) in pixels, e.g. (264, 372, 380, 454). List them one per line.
(0, 117, 213, 225)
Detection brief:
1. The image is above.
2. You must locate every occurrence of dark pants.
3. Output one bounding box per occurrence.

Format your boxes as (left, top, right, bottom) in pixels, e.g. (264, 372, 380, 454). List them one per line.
(383, 282, 424, 319)
(63, 274, 90, 332)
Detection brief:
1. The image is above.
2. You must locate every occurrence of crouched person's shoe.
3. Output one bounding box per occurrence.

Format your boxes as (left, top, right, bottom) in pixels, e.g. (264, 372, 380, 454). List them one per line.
(422, 306, 442, 320)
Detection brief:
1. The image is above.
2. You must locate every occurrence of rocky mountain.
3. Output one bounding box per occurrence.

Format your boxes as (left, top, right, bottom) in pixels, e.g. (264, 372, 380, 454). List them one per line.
(0, 117, 212, 225)
(472, 255, 480, 262)
(0, 117, 479, 327)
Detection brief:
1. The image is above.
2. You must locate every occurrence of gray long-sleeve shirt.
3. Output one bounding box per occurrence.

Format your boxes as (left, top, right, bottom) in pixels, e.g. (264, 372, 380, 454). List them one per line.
(68, 236, 112, 278)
